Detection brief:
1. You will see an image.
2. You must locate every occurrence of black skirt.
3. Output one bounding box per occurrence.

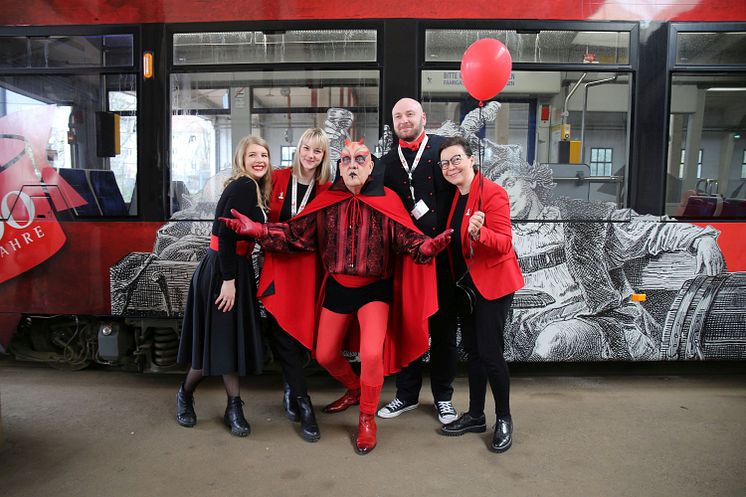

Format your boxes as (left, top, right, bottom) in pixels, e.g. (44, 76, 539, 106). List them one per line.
(177, 249, 264, 376)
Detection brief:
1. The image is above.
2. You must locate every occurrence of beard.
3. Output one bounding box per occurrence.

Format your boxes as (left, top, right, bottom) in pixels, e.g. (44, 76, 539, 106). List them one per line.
(396, 123, 424, 142)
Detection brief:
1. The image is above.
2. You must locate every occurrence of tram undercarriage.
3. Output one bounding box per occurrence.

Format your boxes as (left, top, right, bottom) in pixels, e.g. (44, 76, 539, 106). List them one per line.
(10, 315, 181, 373)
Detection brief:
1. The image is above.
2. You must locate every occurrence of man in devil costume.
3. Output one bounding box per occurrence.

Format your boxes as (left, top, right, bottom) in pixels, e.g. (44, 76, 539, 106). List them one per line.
(222, 139, 452, 455)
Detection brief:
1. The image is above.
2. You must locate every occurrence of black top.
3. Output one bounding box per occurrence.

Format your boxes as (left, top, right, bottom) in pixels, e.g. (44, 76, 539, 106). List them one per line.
(211, 176, 265, 280)
(379, 134, 455, 237)
(449, 193, 469, 280)
(279, 181, 312, 222)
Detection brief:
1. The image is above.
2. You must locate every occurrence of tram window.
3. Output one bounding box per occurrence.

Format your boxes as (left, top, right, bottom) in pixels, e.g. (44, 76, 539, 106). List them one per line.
(422, 70, 631, 217)
(0, 34, 133, 69)
(666, 74, 746, 219)
(676, 31, 746, 66)
(173, 30, 377, 65)
(425, 29, 630, 65)
(169, 70, 379, 218)
(0, 74, 137, 217)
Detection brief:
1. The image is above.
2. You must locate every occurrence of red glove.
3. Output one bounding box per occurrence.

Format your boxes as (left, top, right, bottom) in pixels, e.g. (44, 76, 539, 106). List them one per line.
(419, 229, 453, 257)
(219, 208, 266, 238)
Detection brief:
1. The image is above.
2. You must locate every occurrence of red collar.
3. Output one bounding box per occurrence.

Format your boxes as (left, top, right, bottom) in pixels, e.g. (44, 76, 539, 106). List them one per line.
(399, 131, 426, 151)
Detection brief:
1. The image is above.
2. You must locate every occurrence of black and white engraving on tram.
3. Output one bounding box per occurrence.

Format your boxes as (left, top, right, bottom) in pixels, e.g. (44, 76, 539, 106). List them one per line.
(110, 106, 746, 362)
(485, 158, 737, 362)
(110, 189, 267, 319)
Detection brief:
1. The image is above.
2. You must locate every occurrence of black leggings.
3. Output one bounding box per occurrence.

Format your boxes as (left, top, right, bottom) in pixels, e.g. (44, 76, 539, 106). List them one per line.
(460, 279, 514, 419)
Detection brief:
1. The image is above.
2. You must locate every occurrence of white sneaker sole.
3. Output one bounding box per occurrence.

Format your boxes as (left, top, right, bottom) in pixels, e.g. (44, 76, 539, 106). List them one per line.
(377, 403, 419, 419)
(438, 414, 459, 424)
(435, 404, 459, 424)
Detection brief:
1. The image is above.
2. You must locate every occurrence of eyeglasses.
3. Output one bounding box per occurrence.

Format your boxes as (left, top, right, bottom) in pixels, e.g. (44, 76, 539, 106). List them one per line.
(438, 154, 463, 169)
(340, 154, 368, 166)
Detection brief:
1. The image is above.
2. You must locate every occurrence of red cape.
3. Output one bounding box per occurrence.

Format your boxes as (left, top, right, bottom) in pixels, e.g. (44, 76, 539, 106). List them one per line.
(261, 179, 438, 375)
(258, 167, 329, 349)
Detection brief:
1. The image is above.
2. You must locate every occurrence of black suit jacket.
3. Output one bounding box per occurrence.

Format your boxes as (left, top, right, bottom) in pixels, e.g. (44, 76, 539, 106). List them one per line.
(379, 134, 455, 237)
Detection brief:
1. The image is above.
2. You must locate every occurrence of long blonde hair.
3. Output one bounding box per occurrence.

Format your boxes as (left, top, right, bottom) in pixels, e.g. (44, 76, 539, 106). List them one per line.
(291, 128, 331, 185)
(227, 135, 273, 210)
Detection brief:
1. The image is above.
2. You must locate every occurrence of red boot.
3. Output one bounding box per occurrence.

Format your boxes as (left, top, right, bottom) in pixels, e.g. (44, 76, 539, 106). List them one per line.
(322, 388, 360, 414)
(356, 413, 377, 455)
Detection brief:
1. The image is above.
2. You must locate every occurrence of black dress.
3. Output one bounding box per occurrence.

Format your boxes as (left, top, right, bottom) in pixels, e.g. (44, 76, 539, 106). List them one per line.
(177, 176, 266, 376)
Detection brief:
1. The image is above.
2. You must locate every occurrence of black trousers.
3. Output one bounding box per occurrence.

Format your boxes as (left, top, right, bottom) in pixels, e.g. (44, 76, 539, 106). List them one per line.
(395, 264, 458, 403)
(460, 276, 514, 419)
(266, 313, 309, 398)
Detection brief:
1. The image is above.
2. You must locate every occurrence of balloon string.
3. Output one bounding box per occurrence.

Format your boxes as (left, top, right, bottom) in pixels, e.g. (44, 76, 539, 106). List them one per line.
(478, 104, 483, 211)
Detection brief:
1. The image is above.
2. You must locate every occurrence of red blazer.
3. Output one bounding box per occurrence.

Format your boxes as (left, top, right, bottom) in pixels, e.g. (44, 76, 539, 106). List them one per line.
(446, 172, 524, 300)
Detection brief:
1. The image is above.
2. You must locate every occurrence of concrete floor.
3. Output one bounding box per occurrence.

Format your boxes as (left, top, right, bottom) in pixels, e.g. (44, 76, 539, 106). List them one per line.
(0, 360, 745, 497)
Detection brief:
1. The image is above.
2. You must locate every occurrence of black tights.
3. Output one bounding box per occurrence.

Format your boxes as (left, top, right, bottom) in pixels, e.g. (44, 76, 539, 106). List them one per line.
(183, 367, 240, 398)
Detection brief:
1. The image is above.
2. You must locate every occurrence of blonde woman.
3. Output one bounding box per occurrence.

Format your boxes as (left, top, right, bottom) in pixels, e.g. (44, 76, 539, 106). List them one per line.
(176, 135, 272, 437)
(259, 128, 331, 442)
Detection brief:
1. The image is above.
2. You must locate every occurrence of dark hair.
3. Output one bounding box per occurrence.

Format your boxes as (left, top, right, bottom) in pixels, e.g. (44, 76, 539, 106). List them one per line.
(439, 136, 473, 157)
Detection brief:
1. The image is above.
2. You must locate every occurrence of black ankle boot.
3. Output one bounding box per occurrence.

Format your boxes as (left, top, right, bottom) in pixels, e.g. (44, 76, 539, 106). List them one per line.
(224, 396, 251, 437)
(296, 396, 320, 443)
(283, 382, 300, 422)
(176, 384, 196, 428)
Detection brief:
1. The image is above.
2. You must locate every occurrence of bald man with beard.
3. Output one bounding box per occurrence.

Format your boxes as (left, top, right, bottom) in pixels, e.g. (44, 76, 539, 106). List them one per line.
(378, 98, 460, 426)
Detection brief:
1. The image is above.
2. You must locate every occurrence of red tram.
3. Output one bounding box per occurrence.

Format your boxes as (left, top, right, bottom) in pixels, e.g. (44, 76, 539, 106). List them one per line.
(1, 0, 745, 371)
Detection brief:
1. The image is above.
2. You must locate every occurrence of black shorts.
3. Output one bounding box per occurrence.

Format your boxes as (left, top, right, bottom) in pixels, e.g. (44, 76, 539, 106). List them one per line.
(322, 276, 393, 314)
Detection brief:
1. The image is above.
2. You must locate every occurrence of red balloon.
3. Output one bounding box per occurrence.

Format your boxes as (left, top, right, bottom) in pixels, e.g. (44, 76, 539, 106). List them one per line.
(460, 39, 513, 102)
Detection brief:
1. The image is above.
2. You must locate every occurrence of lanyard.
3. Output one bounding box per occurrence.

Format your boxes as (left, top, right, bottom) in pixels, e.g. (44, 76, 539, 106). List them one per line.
(290, 175, 314, 217)
(397, 134, 429, 200)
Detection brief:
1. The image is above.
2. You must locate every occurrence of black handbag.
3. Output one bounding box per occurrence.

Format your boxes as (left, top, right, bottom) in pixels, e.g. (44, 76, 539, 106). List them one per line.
(454, 271, 476, 316)
(453, 179, 483, 316)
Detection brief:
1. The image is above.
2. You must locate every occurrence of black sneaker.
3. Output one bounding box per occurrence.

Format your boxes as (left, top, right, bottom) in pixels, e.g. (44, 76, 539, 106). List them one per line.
(435, 400, 458, 424)
(377, 397, 419, 418)
(440, 413, 486, 436)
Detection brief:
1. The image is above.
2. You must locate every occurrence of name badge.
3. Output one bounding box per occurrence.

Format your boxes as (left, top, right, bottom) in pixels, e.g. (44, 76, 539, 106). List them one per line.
(410, 199, 429, 220)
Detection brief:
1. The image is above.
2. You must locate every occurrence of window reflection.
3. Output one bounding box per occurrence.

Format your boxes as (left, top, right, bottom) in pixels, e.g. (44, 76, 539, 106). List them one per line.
(425, 29, 630, 64)
(676, 32, 746, 66)
(170, 70, 379, 217)
(173, 30, 377, 65)
(0, 74, 137, 217)
(0, 34, 133, 68)
(422, 70, 630, 211)
(667, 75, 746, 218)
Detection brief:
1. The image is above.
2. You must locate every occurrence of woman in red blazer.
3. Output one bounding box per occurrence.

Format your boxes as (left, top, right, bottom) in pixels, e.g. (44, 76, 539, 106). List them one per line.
(258, 128, 331, 443)
(437, 136, 524, 454)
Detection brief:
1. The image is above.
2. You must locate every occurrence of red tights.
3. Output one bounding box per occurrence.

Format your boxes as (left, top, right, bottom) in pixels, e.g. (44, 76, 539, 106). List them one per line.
(315, 301, 388, 414)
